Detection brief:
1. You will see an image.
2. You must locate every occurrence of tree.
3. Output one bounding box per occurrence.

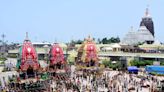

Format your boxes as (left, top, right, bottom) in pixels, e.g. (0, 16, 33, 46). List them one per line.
(76, 39, 83, 44)
(109, 37, 120, 43)
(102, 59, 110, 67)
(98, 37, 120, 44)
(102, 37, 108, 44)
(130, 60, 153, 67)
(70, 39, 83, 44)
(160, 61, 164, 66)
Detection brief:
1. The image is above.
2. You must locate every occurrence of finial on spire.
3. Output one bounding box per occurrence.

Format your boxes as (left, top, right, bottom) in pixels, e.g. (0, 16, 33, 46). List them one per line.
(86, 35, 93, 42)
(145, 5, 150, 17)
(145, 8, 149, 16)
(25, 32, 29, 41)
(54, 38, 57, 43)
(26, 32, 28, 39)
(88, 35, 91, 39)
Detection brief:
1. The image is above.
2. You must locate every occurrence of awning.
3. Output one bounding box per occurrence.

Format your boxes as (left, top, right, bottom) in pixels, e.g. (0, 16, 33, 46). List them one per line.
(128, 66, 138, 71)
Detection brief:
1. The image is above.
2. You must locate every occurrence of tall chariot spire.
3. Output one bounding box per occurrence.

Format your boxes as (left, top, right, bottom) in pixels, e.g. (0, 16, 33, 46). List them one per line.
(24, 32, 30, 42)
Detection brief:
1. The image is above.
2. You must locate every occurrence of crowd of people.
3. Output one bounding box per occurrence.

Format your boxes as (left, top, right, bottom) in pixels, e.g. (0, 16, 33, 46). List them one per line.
(0, 65, 164, 92)
(48, 68, 163, 92)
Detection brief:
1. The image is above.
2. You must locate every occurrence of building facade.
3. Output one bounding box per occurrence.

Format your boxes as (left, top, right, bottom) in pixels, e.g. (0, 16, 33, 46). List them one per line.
(121, 8, 155, 45)
(140, 8, 154, 36)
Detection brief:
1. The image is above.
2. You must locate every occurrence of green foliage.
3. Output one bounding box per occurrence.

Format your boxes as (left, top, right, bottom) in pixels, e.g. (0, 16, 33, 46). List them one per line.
(71, 39, 83, 44)
(0, 57, 7, 61)
(0, 61, 4, 64)
(8, 54, 17, 58)
(41, 73, 49, 80)
(99, 37, 120, 44)
(102, 59, 121, 70)
(160, 61, 164, 66)
(130, 60, 153, 67)
(136, 42, 144, 46)
(109, 62, 121, 70)
(68, 61, 74, 65)
(102, 59, 110, 67)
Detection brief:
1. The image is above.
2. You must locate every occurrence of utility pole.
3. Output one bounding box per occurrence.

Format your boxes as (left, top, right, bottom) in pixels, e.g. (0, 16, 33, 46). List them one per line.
(1, 34, 6, 57)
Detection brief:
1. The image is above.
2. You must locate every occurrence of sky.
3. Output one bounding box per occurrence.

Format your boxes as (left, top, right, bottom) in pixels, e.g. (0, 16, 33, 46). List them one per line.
(0, 0, 164, 43)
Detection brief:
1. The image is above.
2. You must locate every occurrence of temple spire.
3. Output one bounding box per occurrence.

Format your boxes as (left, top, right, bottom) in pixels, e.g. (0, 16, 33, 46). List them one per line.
(145, 8, 149, 16)
(54, 38, 57, 44)
(87, 35, 92, 42)
(88, 35, 91, 39)
(140, 5, 154, 36)
(25, 32, 29, 41)
(145, 5, 150, 17)
(26, 32, 28, 39)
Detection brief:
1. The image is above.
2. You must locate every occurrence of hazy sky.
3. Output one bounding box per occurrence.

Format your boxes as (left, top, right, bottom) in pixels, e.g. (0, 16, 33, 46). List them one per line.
(0, 0, 164, 43)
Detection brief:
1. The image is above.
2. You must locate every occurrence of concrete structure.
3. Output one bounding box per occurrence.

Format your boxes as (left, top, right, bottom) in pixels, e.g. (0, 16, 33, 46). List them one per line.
(8, 43, 164, 60)
(8, 42, 67, 60)
(99, 52, 164, 62)
(121, 8, 155, 45)
(140, 7, 154, 36)
(121, 26, 154, 45)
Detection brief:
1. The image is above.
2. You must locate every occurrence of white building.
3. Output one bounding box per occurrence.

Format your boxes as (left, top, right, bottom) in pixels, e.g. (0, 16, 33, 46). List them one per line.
(121, 25, 154, 45)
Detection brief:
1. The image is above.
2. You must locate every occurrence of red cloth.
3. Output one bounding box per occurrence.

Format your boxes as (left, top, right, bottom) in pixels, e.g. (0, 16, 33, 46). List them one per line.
(85, 43, 98, 62)
(20, 41, 40, 71)
(50, 44, 65, 65)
